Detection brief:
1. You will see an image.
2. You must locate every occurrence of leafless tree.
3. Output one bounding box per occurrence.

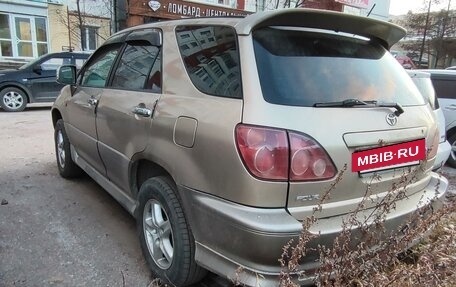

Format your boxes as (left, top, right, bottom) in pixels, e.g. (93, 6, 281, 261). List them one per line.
(54, 0, 113, 51)
(399, 0, 456, 68)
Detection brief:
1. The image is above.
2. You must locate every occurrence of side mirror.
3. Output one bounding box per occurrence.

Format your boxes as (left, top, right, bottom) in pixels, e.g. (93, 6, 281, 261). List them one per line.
(57, 65, 76, 85)
(33, 65, 42, 75)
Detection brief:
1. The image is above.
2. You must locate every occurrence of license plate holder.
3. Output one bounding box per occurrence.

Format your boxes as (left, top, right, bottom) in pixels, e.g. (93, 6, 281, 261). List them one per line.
(352, 138, 426, 173)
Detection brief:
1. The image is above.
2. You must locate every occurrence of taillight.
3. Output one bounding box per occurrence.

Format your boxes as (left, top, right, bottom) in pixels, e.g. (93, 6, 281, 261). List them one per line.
(235, 124, 336, 181)
(236, 125, 288, 180)
(289, 132, 336, 181)
(427, 130, 440, 159)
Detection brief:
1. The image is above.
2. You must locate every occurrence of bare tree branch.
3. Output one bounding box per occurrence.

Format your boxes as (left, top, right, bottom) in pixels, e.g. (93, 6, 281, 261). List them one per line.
(399, 0, 455, 68)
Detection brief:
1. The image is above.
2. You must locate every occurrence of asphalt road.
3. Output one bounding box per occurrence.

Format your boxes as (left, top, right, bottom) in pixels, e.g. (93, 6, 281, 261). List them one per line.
(0, 105, 232, 287)
(1, 105, 455, 287)
(0, 105, 154, 287)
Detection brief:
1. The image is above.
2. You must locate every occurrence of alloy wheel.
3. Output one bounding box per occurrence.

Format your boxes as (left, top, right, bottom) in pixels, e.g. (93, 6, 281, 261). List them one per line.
(56, 130, 65, 169)
(451, 140, 456, 163)
(3, 91, 24, 110)
(143, 199, 174, 269)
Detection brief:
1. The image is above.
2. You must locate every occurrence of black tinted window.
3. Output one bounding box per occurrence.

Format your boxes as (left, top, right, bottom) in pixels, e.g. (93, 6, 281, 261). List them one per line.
(81, 45, 120, 88)
(176, 25, 242, 98)
(111, 43, 161, 92)
(253, 28, 425, 107)
(431, 78, 456, 99)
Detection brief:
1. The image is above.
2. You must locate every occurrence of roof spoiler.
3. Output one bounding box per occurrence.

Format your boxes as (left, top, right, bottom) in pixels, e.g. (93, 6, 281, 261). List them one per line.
(235, 8, 406, 49)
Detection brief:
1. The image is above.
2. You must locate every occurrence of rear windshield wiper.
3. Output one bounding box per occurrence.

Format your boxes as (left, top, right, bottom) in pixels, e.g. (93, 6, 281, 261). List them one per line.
(314, 99, 404, 117)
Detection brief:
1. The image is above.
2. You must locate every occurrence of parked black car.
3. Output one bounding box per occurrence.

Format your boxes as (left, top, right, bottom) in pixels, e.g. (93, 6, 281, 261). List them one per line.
(0, 52, 90, 112)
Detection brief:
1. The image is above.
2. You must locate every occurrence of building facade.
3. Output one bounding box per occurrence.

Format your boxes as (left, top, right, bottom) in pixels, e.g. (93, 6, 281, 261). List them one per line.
(0, 0, 49, 61)
(126, 0, 250, 27)
(124, 0, 391, 28)
(0, 0, 110, 68)
(48, 1, 110, 53)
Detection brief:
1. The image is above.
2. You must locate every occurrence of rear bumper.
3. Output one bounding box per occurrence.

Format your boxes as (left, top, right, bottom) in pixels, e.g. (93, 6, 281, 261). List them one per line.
(433, 140, 451, 171)
(179, 173, 448, 287)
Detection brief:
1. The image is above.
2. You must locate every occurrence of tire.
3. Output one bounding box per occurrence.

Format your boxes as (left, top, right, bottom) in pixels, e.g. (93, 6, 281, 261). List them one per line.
(0, 87, 27, 112)
(54, 119, 83, 178)
(447, 133, 456, 168)
(137, 176, 206, 286)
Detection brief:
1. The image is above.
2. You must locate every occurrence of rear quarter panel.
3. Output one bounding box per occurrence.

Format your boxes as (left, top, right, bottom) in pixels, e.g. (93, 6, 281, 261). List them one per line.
(140, 25, 288, 208)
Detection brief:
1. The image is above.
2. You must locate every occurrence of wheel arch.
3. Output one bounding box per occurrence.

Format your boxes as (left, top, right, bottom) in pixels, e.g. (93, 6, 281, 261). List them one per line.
(130, 159, 174, 209)
(0, 83, 32, 103)
(446, 126, 456, 139)
(51, 108, 63, 128)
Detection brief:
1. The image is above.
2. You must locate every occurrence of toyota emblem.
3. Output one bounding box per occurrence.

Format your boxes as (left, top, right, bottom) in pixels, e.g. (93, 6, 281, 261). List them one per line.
(386, 113, 398, 126)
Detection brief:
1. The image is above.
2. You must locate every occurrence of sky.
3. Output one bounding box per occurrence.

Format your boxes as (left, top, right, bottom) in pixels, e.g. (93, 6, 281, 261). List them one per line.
(389, 0, 456, 16)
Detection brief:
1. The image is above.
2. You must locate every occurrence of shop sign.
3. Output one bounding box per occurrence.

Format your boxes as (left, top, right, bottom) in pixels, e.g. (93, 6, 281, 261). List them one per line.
(335, 0, 369, 9)
(142, 0, 250, 19)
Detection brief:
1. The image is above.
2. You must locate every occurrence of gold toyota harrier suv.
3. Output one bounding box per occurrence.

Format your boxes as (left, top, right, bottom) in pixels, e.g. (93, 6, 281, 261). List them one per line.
(51, 9, 448, 287)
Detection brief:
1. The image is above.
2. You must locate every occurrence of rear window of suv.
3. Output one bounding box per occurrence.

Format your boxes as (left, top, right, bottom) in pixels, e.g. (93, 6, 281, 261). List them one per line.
(253, 27, 425, 107)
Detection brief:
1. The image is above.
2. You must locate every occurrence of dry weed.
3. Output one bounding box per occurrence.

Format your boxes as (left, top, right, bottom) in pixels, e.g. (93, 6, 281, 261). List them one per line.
(279, 159, 456, 287)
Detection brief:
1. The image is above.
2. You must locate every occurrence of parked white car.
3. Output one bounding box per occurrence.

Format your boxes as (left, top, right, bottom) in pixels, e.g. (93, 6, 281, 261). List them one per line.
(408, 71, 451, 170)
(418, 70, 456, 167)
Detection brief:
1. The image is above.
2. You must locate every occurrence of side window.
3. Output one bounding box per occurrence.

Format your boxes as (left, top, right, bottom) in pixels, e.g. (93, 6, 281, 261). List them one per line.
(175, 25, 242, 98)
(81, 45, 120, 88)
(40, 57, 70, 71)
(432, 78, 456, 99)
(111, 42, 161, 92)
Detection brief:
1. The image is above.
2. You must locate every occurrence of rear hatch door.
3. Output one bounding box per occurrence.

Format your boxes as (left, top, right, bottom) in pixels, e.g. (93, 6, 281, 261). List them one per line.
(245, 26, 437, 220)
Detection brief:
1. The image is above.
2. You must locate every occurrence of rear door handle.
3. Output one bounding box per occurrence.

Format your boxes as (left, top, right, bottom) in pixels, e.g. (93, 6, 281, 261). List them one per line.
(132, 105, 152, 117)
(445, 106, 456, 111)
(87, 97, 98, 106)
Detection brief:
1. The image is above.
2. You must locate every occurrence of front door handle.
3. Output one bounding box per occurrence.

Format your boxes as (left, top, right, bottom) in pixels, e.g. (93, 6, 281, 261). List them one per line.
(132, 104, 152, 117)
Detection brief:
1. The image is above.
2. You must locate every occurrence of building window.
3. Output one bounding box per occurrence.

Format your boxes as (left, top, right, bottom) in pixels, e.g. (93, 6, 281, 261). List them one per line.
(82, 26, 98, 51)
(0, 14, 12, 57)
(0, 13, 48, 58)
(35, 17, 48, 55)
(15, 17, 33, 57)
